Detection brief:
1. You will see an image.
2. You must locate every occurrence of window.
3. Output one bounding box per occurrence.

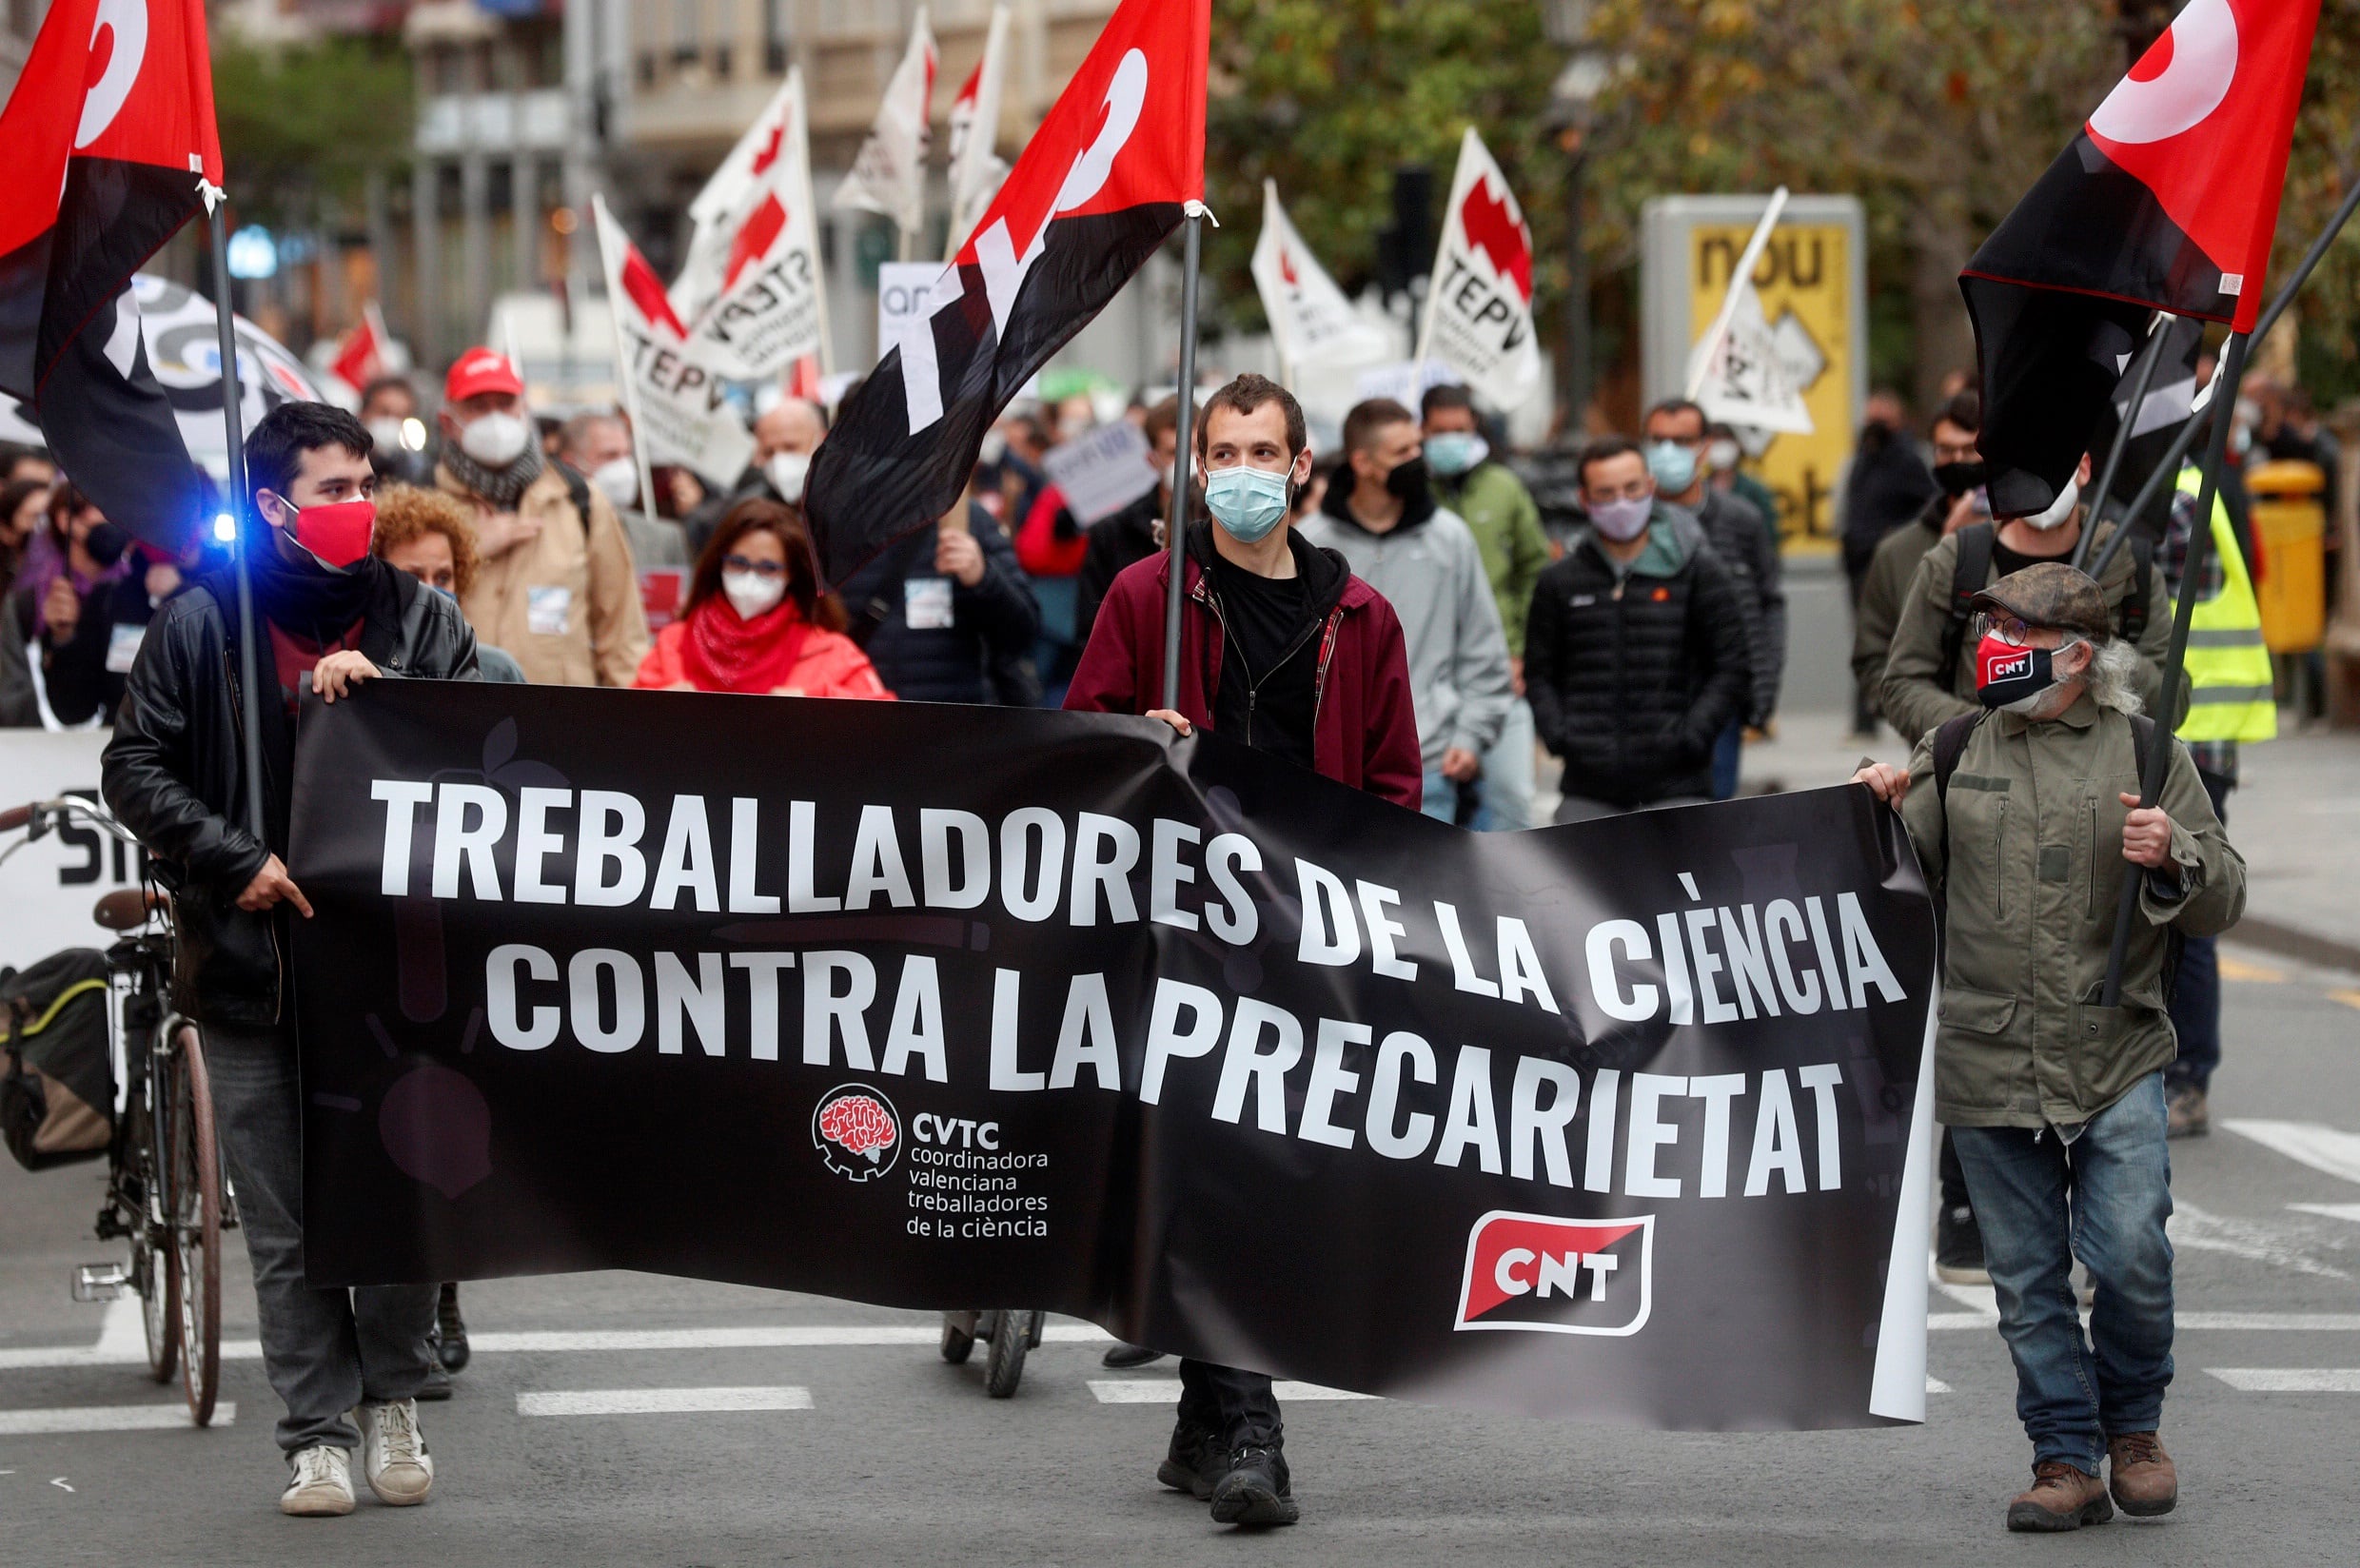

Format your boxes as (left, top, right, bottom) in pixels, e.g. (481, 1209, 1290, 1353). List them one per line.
(763, 0, 790, 73)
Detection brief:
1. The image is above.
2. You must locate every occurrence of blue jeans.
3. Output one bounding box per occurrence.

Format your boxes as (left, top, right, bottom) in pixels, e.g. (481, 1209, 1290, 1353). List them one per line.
(1422, 769, 1472, 825)
(2167, 772, 2232, 1090)
(1951, 1073, 2174, 1473)
(1709, 719, 1743, 801)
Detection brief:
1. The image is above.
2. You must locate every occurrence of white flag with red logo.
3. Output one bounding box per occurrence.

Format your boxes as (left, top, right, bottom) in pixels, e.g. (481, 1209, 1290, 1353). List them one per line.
(944, 4, 1013, 261)
(1251, 181, 1389, 379)
(594, 195, 754, 485)
(1418, 127, 1541, 408)
(807, 0, 1209, 584)
(833, 6, 938, 237)
(329, 301, 391, 395)
(676, 69, 829, 382)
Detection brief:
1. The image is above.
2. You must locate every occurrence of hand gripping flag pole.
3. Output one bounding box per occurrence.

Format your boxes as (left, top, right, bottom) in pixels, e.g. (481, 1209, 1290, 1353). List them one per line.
(204, 187, 269, 845)
(1162, 203, 1209, 713)
(2068, 311, 2175, 574)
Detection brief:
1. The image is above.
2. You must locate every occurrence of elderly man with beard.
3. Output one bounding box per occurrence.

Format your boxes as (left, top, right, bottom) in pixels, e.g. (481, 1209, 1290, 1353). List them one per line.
(1855, 563, 2243, 1534)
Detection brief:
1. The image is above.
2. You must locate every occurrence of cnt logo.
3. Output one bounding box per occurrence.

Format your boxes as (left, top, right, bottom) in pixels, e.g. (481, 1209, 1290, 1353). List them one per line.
(1454, 1211, 1655, 1337)
(813, 1084, 903, 1182)
(1982, 647, 2034, 684)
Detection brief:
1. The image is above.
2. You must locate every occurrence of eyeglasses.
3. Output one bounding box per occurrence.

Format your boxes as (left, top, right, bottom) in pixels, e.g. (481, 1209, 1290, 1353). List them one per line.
(721, 555, 788, 579)
(1968, 611, 2035, 646)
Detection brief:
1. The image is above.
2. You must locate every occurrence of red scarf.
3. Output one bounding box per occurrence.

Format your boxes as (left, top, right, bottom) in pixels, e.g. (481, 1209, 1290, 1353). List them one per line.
(679, 596, 814, 695)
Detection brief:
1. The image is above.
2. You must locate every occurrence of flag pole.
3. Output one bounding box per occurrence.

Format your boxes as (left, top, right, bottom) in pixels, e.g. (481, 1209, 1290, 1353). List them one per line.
(1162, 206, 1207, 713)
(2086, 174, 2360, 582)
(1684, 186, 1788, 401)
(2070, 311, 2175, 573)
(206, 205, 269, 845)
(2095, 328, 2248, 1009)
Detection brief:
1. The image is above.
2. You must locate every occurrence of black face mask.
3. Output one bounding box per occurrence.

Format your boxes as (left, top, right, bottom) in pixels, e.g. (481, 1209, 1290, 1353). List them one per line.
(1386, 456, 1430, 507)
(1933, 460, 1986, 498)
(82, 520, 130, 568)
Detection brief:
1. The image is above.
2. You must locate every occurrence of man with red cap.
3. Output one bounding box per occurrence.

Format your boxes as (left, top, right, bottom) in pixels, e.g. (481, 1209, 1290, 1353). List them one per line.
(433, 347, 649, 686)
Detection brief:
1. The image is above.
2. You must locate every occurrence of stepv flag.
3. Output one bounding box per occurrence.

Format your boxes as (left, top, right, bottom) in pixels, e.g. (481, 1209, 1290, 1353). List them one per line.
(593, 196, 756, 488)
(682, 68, 828, 382)
(944, 4, 1013, 260)
(0, 0, 223, 553)
(1251, 181, 1390, 382)
(1416, 128, 1541, 410)
(832, 5, 938, 240)
(805, 0, 1209, 587)
(1960, 0, 2319, 519)
(676, 72, 805, 323)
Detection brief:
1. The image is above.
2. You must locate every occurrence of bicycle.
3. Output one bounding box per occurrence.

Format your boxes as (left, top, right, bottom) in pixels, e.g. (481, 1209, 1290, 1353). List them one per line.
(0, 795, 233, 1426)
(939, 1308, 1045, 1398)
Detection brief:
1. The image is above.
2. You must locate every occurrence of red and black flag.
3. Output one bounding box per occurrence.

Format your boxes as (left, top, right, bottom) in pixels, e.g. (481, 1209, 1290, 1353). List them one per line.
(1959, 0, 2318, 518)
(806, 0, 1208, 585)
(0, 0, 223, 551)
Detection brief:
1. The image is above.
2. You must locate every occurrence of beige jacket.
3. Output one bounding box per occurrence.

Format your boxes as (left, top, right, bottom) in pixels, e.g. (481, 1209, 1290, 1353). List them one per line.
(440, 463, 650, 688)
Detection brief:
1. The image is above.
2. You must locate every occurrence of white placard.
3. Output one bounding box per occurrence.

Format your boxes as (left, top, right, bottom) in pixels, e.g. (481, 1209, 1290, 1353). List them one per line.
(1041, 421, 1159, 524)
(875, 262, 947, 366)
(1354, 361, 1463, 408)
(0, 732, 132, 974)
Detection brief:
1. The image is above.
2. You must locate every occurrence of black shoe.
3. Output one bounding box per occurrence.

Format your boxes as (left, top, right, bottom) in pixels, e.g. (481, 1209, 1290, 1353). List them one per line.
(415, 1357, 454, 1401)
(435, 1283, 469, 1373)
(1209, 1443, 1298, 1527)
(1155, 1420, 1221, 1499)
(1936, 1203, 1989, 1285)
(1103, 1342, 1166, 1369)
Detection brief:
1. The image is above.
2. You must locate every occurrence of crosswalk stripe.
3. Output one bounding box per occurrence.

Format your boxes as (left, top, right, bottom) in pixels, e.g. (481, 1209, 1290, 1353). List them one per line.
(2220, 1120, 2360, 1186)
(1089, 1380, 1375, 1404)
(2205, 1368, 2360, 1393)
(2215, 956, 2284, 983)
(2289, 1203, 2360, 1225)
(0, 1402, 234, 1435)
(517, 1386, 814, 1416)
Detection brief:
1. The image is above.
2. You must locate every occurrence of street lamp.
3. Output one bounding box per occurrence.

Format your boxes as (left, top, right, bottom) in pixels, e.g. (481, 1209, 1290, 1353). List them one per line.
(1542, 2, 1609, 432)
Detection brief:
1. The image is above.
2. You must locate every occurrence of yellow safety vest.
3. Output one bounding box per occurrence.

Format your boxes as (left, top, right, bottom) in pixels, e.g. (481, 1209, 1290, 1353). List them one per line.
(2174, 466, 2276, 744)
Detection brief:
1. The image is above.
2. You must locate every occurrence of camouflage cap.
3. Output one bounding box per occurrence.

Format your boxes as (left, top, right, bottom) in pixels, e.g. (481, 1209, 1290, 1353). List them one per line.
(1969, 561, 2112, 639)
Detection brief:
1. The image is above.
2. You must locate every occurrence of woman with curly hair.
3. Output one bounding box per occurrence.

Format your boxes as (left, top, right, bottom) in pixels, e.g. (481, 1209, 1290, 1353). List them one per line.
(633, 499, 891, 698)
(370, 484, 525, 682)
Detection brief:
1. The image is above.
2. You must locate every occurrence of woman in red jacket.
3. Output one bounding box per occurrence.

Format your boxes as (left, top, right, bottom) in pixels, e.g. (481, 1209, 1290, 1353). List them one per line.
(634, 499, 892, 698)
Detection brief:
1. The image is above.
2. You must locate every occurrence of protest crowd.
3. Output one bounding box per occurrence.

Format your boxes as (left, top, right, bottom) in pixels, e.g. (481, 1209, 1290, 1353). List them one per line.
(0, 0, 2352, 1554)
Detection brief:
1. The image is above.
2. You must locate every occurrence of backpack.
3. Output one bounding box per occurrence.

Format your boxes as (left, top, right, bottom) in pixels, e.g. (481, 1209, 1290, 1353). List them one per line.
(1937, 522, 2153, 691)
(1929, 709, 2183, 1002)
(0, 949, 114, 1171)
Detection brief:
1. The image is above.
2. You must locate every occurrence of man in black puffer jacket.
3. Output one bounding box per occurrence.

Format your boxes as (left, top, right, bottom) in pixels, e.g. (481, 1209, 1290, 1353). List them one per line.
(1525, 438, 1750, 821)
(104, 402, 476, 1517)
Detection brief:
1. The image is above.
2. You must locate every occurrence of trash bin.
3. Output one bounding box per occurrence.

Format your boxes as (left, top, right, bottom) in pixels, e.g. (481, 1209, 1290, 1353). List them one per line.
(2247, 459, 2326, 654)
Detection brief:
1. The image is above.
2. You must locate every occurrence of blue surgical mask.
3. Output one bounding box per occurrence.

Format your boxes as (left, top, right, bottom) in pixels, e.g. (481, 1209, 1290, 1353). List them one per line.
(1425, 431, 1488, 478)
(1204, 464, 1292, 543)
(1645, 439, 1699, 494)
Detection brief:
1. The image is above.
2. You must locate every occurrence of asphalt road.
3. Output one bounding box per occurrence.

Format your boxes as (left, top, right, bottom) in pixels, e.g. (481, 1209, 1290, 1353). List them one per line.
(4, 936, 2356, 1568)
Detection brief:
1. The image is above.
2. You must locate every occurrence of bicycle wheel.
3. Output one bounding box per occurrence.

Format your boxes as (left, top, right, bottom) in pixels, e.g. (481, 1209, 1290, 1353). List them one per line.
(984, 1309, 1037, 1399)
(130, 1089, 179, 1383)
(167, 1025, 222, 1426)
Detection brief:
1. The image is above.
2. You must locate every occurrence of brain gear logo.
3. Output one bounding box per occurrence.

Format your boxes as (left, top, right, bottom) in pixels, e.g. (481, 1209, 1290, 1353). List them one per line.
(813, 1085, 902, 1181)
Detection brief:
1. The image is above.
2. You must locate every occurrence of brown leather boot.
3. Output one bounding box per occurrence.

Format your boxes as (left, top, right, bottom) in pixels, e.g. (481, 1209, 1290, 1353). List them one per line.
(2108, 1432, 2178, 1516)
(2007, 1460, 2114, 1532)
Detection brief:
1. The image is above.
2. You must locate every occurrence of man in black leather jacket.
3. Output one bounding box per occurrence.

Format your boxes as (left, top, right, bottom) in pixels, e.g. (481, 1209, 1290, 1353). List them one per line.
(103, 402, 478, 1518)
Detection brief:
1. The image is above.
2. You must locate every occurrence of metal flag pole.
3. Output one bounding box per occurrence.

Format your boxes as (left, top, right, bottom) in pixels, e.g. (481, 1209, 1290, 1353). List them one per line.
(2087, 174, 2360, 582)
(2069, 311, 2174, 572)
(2096, 327, 2248, 1009)
(206, 202, 269, 845)
(1162, 206, 1207, 713)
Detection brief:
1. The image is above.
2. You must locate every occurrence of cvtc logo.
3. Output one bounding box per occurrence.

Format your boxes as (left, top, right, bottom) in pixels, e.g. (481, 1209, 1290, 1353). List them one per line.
(813, 1085, 902, 1182)
(1455, 1211, 1655, 1337)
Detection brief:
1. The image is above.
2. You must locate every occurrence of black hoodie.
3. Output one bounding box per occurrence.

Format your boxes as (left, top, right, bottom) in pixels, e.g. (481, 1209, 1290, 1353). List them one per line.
(1189, 520, 1350, 769)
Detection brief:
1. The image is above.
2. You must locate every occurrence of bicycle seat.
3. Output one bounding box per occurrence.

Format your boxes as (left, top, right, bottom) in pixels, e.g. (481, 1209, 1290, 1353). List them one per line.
(93, 889, 164, 931)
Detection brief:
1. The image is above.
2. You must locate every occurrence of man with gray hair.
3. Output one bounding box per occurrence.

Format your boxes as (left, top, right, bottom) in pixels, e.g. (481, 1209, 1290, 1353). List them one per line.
(1854, 562, 2244, 1536)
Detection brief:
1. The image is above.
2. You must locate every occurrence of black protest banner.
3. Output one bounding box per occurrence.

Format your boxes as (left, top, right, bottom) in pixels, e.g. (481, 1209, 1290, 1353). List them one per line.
(290, 682, 1938, 1431)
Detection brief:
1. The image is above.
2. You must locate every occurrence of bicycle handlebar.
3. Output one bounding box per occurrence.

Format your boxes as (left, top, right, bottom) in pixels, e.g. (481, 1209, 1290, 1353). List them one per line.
(0, 804, 29, 833)
(0, 796, 142, 847)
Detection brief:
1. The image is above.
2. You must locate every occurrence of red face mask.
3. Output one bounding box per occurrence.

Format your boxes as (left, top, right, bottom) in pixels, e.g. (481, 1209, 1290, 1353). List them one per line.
(285, 498, 376, 570)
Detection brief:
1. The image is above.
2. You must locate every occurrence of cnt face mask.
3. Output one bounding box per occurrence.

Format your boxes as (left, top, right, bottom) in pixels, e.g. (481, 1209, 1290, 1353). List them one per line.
(1974, 633, 2061, 711)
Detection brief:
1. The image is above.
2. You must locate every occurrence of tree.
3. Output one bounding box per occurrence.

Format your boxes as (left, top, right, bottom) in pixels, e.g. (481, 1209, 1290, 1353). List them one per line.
(211, 35, 415, 230)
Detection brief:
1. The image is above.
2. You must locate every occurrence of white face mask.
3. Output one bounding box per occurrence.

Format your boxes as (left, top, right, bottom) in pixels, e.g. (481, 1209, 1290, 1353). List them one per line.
(977, 430, 1009, 466)
(459, 410, 532, 467)
(766, 450, 812, 503)
(2018, 475, 2079, 532)
(721, 568, 787, 621)
(1705, 439, 1740, 473)
(589, 457, 639, 511)
(365, 417, 405, 454)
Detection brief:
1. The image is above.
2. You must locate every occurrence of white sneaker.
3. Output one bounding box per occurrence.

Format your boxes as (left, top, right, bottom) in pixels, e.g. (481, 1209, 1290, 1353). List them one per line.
(281, 1444, 356, 1517)
(356, 1398, 435, 1505)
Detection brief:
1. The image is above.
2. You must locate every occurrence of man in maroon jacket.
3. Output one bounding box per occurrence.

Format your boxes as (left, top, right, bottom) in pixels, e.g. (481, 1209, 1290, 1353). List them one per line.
(1065, 372, 1419, 1528)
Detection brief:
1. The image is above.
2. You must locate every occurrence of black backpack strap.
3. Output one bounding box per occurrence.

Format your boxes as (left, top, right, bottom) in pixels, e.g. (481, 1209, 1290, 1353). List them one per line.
(558, 461, 595, 530)
(1938, 522, 1996, 690)
(2117, 533, 2153, 644)
(1931, 710, 1986, 808)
